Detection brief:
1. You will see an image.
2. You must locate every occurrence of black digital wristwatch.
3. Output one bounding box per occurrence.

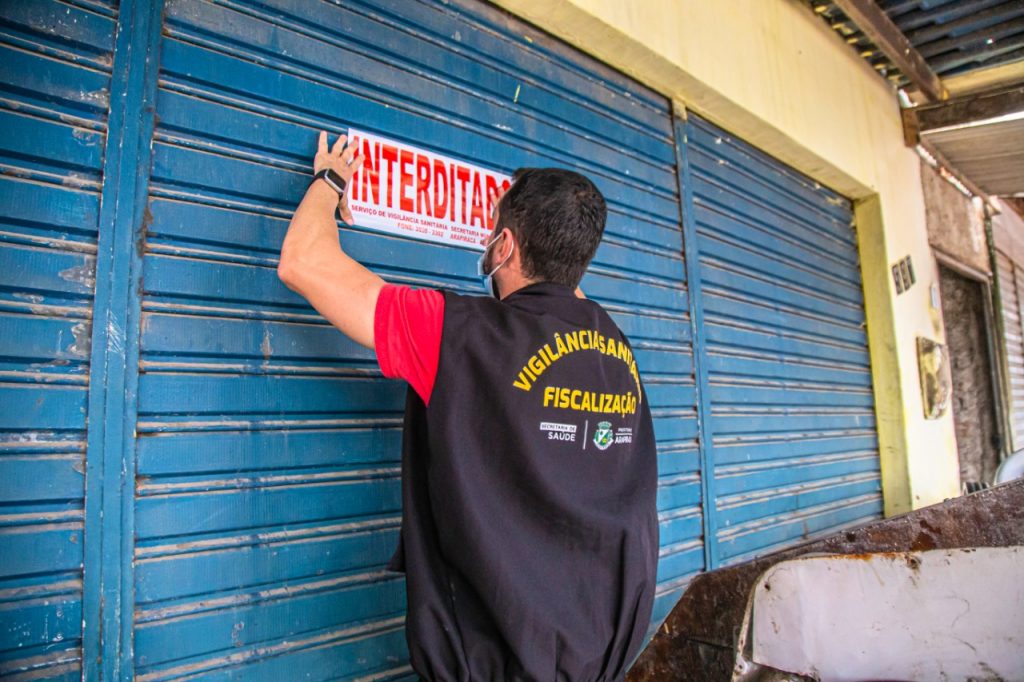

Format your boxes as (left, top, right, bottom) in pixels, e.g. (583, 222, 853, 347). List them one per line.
(313, 167, 348, 199)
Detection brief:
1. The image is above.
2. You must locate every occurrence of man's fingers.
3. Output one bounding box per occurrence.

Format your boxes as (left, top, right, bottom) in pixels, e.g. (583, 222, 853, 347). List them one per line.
(342, 143, 357, 165)
(339, 196, 354, 225)
(317, 131, 327, 155)
(348, 154, 365, 173)
(331, 133, 348, 156)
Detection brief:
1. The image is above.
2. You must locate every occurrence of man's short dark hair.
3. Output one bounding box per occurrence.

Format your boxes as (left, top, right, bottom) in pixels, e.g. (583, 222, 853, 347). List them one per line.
(496, 167, 607, 288)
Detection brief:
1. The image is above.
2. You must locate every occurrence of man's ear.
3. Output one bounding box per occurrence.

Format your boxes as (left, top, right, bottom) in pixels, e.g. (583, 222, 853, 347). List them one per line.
(501, 227, 516, 257)
(501, 228, 524, 270)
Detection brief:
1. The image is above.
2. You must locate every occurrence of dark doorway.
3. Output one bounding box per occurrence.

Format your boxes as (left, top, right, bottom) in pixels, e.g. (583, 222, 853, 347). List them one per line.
(938, 264, 1000, 485)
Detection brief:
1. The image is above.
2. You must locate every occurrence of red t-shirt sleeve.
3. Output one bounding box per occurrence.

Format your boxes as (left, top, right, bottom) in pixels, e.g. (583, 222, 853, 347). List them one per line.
(374, 283, 445, 405)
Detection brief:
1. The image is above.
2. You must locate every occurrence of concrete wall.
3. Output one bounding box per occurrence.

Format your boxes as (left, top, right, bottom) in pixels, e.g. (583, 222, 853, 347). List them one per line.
(938, 266, 1000, 482)
(921, 161, 989, 275)
(918, 160, 997, 479)
(493, 0, 961, 511)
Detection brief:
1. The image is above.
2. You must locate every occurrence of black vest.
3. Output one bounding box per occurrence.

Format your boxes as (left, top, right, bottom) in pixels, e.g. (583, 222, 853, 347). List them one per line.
(387, 281, 658, 682)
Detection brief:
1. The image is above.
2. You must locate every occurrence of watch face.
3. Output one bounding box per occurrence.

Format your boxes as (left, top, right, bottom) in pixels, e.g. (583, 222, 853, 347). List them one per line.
(322, 169, 347, 195)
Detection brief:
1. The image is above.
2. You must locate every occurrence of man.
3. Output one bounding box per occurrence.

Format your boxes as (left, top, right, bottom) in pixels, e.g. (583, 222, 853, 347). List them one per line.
(278, 131, 658, 681)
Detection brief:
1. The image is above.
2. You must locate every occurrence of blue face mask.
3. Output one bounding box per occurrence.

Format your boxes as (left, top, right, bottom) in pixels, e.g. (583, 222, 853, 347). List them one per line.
(476, 231, 513, 299)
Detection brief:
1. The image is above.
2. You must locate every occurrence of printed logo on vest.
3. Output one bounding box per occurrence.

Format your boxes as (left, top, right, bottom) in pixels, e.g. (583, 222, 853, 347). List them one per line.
(593, 421, 614, 450)
(540, 421, 577, 443)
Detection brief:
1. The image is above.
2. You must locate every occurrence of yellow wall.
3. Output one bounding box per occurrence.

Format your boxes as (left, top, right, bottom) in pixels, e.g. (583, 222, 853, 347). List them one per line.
(493, 0, 961, 512)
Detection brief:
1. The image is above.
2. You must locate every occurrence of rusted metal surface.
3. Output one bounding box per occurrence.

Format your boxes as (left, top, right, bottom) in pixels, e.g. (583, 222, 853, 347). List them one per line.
(915, 85, 1024, 132)
(627, 479, 1024, 682)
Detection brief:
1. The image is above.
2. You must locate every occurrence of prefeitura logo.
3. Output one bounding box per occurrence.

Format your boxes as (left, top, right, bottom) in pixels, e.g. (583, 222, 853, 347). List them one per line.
(593, 421, 613, 450)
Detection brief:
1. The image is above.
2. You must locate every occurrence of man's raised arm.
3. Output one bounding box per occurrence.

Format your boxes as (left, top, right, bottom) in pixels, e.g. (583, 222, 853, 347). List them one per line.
(277, 131, 384, 350)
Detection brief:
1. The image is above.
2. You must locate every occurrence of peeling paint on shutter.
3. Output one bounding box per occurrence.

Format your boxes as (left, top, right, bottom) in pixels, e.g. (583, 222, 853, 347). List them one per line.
(684, 114, 883, 568)
(129, 0, 698, 676)
(2, 1, 892, 674)
(0, 1, 117, 678)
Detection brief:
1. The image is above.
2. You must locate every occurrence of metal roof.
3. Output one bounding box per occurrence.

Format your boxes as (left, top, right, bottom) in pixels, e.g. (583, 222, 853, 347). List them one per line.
(922, 114, 1024, 195)
(811, 0, 1024, 88)
(811, 0, 1024, 198)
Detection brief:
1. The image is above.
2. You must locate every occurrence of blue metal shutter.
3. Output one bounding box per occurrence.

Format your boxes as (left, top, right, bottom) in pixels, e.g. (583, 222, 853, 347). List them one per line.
(0, 2, 117, 679)
(683, 114, 883, 568)
(130, 0, 698, 677)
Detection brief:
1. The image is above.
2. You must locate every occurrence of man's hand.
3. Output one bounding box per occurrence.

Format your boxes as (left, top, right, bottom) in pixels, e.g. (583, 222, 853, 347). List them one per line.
(314, 131, 363, 224)
(277, 131, 383, 350)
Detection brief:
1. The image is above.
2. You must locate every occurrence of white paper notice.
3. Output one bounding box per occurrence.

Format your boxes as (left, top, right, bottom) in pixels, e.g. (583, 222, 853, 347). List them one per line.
(346, 128, 511, 251)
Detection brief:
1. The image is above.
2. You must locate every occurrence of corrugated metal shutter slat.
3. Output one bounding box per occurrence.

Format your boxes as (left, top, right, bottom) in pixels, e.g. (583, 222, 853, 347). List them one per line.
(0, 1, 892, 675)
(686, 114, 883, 568)
(996, 250, 1024, 450)
(131, 0, 699, 675)
(0, 1, 118, 678)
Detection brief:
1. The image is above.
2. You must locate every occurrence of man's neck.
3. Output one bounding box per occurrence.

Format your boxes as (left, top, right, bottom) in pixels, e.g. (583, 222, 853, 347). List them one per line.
(498, 275, 541, 300)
